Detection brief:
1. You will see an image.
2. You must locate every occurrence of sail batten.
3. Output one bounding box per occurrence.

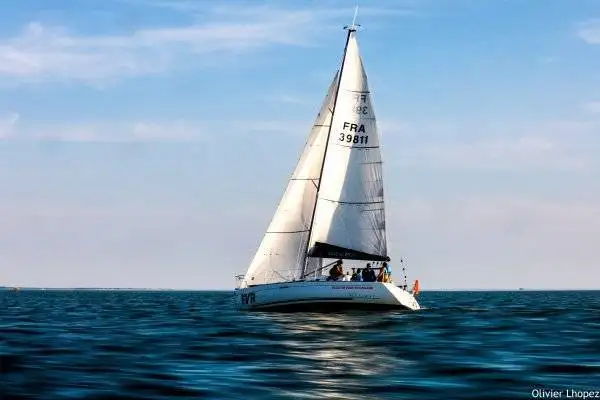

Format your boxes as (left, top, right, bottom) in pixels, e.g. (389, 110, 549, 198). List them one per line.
(335, 145, 380, 149)
(265, 230, 311, 234)
(320, 199, 384, 205)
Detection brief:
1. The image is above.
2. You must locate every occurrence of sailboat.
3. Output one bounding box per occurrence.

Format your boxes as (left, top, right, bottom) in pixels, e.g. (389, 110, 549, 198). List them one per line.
(235, 21, 421, 312)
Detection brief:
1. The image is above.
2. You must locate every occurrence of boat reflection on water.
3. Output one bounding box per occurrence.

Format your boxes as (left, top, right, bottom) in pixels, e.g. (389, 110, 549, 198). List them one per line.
(242, 310, 421, 399)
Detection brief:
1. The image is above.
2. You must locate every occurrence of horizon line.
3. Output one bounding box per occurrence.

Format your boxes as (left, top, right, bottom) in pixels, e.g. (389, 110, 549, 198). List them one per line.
(2, 286, 599, 292)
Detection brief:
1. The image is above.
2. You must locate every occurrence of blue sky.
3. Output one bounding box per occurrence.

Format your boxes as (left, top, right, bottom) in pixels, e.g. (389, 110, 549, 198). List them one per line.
(1, 0, 599, 289)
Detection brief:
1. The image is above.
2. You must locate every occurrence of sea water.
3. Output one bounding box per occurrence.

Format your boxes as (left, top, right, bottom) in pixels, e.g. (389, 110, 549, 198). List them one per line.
(1, 290, 598, 399)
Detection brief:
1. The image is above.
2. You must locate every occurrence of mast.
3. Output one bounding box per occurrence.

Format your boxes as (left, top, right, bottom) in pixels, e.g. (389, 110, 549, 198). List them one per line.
(300, 23, 360, 277)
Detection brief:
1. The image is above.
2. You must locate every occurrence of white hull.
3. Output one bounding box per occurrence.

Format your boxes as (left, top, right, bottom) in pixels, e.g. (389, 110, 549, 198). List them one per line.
(235, 280, 420, 311)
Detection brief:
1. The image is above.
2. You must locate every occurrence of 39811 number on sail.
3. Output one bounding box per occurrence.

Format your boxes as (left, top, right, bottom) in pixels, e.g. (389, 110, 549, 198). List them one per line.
(338, 133, 368, 144)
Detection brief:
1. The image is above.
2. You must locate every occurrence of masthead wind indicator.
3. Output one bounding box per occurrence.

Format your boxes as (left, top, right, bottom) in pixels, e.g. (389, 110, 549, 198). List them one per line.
(344, 1, 361, 31)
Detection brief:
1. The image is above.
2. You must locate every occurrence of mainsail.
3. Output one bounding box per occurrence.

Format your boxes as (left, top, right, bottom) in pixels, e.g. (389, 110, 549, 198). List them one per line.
(242, 72, 339, 286)
(243, 26, 388, 287)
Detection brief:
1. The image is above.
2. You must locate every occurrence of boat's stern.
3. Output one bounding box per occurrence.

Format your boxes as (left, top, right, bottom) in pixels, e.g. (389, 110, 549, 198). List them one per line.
(382, 283, 421, 310)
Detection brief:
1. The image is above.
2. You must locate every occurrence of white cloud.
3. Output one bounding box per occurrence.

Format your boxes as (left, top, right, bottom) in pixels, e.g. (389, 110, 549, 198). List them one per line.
(577, 19, 600, 44)
(0, 118, 205, 142)
(0, 19, 308, 84)
(0, 2, 415, 84)
(0, 112, 20, 138)
(232, 119, 309, 134)
(583, 101, 600, 114)
(398, 136, 589, 172)
(265, 94, 309, 105)
(0, 115, 315, 142)
(0, 202, 266, 289)
(135, 0, 418, 18)
(131, 121, 203, 141)
(390, 196, 600, 289)
(0, 110, 320, 142)
(119, 0, 206, 12)
(537, 56, 555, 64)
(396, 196, 600, 233)
(2, 194, 599, 289)
(381, 116, 600, 172)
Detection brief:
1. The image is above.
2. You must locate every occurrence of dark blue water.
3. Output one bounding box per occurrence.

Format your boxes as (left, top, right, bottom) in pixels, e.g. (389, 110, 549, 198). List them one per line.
(1, 290, 599, 399)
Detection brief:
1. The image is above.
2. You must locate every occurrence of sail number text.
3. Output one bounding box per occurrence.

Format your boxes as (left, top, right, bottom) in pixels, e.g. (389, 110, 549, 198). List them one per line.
(353, 105, 368, 115)
(339, 133, 368, 144)
(353, 93, 369, 115)
(338, 122, 368, 145)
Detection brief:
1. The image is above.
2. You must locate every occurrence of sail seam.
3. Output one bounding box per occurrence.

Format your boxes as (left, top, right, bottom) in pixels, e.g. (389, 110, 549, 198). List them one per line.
(319, 198, 384, 205)
(266, 230, 310, 234)
(335, 144, 380, 149)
